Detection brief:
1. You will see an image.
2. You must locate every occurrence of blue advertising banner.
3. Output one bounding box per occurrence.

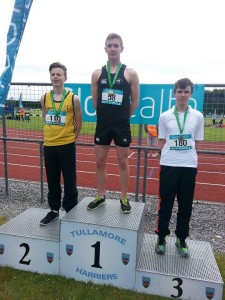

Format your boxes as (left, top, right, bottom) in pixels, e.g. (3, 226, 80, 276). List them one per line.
(65, 83, 205, 124)
(18, 92, 23, 108)
(0, 0, 33, 116)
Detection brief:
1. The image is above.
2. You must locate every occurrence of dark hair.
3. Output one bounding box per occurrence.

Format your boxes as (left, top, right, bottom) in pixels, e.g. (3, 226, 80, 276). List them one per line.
(174, 78, 193, 93)
(105, 33, 123, 47)
(49, 62, 67, 76)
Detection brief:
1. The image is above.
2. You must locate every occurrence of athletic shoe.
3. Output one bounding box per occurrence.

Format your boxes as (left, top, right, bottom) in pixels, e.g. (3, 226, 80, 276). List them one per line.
(175, 238, 190, 257)
(87, 195, 106, 210)
(155, 236, 166, 254)
(40, 211, 59, 226)
(120, 198, 131, 213)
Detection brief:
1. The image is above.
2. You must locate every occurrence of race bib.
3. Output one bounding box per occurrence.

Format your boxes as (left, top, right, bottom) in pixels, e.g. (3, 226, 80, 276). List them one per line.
(169, 134, 192, 150)
(101, 88, 123, 105)
(45, 110, 66, 126)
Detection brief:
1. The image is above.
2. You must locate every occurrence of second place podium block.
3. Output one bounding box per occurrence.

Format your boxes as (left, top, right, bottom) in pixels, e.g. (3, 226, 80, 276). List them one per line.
(0, 207, 65, 275)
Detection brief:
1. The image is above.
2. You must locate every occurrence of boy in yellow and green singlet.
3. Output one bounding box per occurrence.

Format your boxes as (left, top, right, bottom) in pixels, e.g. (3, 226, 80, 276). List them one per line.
(40, 62, 82, 226)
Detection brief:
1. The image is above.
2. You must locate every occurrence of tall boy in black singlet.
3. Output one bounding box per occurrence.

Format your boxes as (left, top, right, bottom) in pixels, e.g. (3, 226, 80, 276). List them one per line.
(87, 33, 139, 213)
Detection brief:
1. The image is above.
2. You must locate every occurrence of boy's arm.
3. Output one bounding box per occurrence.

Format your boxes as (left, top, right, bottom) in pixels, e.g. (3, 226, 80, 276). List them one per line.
(73, 95, 82, 138)
(40, 95, 46, 122)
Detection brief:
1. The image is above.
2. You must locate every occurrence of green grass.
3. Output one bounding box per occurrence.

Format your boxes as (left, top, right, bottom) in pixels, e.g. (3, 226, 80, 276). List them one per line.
(0, 255, 224, 300)
(0, 215, 7, 225)
(204, 126, 225, 142)
(2, 115, 225, 142)
(216, 254, 225, 287)
(0, 267, 171, 300)
(203, 117, 225, 141)
(3, 114, 44, 131)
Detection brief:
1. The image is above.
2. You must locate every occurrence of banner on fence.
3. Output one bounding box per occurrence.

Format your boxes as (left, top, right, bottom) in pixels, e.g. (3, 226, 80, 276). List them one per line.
(18, 92, 23, 108)
(0, 0, 33, 116)
(65, 83, 205, 124)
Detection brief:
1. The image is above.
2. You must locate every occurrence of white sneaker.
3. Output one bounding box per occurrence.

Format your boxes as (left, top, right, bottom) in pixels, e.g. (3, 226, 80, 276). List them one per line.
(152, 153, 158, 157)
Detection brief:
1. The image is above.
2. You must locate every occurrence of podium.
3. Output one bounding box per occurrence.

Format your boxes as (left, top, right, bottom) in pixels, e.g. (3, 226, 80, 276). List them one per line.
(135, 234, 224, 300)
(0, 197, 223, 300)
(60, 197, 145, 290)
(0, 208, 65, 274)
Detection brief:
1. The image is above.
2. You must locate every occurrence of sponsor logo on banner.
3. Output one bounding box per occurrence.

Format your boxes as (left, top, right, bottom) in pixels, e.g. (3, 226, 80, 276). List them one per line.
(205, 287, 215, 299)
(0, 244, 4, 255)
(66, 244, 73, 256)
(121, 253, 130, 265)
(65, 83, 205, 124)
(47, 252, 54, 263)
(142, 276, 151, 288)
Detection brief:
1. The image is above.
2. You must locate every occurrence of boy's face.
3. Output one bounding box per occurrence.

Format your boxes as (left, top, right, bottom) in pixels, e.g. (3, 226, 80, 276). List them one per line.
(50, 67, 67, 87)
(105, 38, 123, 60)
(174, 86, 192, 106)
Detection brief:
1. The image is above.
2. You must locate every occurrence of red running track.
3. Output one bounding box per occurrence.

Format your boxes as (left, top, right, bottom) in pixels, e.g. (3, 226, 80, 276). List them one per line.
(0, 139, 225, 203)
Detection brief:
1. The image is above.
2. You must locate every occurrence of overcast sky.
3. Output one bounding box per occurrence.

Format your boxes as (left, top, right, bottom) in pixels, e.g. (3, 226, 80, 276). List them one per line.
(1, 0, 225, 85)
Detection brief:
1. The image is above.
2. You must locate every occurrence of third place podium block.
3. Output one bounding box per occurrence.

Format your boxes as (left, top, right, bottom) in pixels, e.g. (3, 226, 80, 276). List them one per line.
(60, 197, 145, 290)
(135, 234, 224, 300)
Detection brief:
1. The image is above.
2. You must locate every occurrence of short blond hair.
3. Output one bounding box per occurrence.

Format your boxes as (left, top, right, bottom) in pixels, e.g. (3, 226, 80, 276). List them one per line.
(105, 33, 123, 47)
(49, 62, 67, 76)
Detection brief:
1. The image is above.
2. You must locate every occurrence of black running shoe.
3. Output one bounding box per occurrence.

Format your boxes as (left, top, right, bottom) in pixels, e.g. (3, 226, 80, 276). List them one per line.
(120, 198, 131, 213)
(40, 211, 59, 226)
(155, 236, 166, 254)
(87, 196, 106, 210)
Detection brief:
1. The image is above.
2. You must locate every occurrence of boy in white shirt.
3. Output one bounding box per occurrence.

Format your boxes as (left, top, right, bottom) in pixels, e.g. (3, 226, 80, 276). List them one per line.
(155, 78, 204, 257)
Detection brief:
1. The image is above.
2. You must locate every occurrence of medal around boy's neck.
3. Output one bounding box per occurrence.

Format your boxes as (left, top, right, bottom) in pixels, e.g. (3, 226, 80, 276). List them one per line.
(175, 104, 188, 113)
(52, 89, 65, 102)
(51, 88, 66, 102)
(107, 60, 121, 73)
(110, 65, 120, 73)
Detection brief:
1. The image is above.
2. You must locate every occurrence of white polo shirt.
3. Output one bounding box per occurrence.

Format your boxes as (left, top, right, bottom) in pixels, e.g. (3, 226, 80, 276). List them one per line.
(158, 105, 204, 167)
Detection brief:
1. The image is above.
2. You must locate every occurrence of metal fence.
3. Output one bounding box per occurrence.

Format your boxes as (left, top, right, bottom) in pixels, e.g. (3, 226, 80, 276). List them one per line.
(1, 82, 225, 203)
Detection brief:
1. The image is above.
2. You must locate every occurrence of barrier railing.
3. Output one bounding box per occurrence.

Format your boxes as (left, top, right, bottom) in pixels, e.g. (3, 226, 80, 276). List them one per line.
(1, 83, 225, 203)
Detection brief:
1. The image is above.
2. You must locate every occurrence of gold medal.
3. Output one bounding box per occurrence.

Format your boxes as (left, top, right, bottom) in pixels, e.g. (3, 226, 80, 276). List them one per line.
(107, 90, 115, 101)
(108, 90, 114, 97)
(179, 136, 184, 142)
(54, 116, 60, 125)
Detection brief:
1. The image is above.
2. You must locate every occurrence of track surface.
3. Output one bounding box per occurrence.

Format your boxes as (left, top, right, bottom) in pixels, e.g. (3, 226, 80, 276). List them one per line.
(1, 130, 225, 203)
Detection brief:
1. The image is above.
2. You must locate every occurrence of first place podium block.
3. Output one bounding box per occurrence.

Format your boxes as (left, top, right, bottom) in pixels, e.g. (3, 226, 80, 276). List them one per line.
(0, 207, 64, 275)
(60, 197, 145, 290)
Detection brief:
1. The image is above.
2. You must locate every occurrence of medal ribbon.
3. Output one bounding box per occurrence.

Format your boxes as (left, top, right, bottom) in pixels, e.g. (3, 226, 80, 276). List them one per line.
(50, 89, 67, 117)
(174, 106, 188, 134)
(106, 61, 122, 88)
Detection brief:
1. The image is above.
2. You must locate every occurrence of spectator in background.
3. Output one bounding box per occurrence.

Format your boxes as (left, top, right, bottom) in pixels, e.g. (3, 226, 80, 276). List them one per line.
(15, 110, 20, 121)
(19, 107, 25, 121)
(219, 112, 224, 127)
(144, 124, 160, 157)
(211, 112, 216, 126)
(25, 112, 30, 122)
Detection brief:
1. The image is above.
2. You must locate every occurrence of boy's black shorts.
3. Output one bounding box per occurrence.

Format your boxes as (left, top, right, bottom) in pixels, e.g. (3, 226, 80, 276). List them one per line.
(94, 123, 131, 147)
